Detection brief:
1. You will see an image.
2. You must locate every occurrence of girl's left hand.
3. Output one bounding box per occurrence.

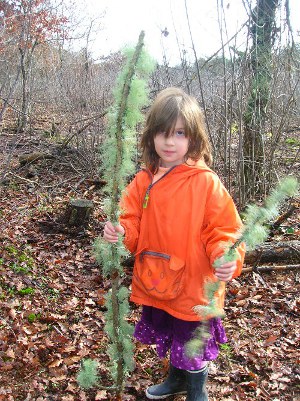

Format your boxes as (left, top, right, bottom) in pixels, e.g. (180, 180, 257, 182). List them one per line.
(214, 258, 237, 282)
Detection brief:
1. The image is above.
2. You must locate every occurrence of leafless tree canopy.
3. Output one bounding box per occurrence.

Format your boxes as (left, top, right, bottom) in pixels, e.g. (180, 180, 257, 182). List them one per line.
(0, 0, 299, 207)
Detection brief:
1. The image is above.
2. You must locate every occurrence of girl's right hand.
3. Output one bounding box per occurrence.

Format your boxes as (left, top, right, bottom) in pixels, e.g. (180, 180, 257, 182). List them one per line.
(103, 221, 125, 243)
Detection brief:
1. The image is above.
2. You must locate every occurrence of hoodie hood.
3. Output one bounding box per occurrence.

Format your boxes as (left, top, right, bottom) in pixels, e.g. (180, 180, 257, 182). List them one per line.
(143, 159, 215, 182)
(174, 159, 214, 175)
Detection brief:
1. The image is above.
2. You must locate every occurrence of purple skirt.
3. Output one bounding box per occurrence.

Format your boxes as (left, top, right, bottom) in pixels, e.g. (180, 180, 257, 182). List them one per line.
(134, 306, 227, 371)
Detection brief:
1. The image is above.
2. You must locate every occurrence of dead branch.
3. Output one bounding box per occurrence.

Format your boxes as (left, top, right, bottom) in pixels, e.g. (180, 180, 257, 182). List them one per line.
(59, 110, 107, 150)
(242, 264, 300, 273)
(270, 202, 298, 230)
(19, 152, 55, 166)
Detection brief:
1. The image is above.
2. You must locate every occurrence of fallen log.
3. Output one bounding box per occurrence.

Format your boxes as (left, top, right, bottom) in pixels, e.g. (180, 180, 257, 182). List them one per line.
(242, 264, 300, 273)
(245, 240, 300, 264)
(122, 241, 300, 268)
(19, 152, 54, 166)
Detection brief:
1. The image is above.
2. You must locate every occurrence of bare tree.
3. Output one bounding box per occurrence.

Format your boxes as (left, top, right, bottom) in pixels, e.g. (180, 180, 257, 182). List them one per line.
(242, 0, 280, 200)
(0, 0, 67, 131)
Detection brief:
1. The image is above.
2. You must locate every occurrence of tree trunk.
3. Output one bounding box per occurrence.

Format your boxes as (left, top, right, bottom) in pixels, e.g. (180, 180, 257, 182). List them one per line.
(242, 0, 280, 203)
(18, 48, 28, 131)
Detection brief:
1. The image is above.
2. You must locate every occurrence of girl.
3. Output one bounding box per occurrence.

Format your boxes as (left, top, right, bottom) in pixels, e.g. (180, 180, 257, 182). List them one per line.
(103, 87, 245, 400)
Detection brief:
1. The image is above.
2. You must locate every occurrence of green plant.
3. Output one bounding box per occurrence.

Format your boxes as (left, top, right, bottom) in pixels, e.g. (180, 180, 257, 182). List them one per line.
(230, 122, 238, 135)
(47, 287, 60, 299)
(8, 181, 19, 190)
(77, 359, 99, 389)
(6, 245, 18, 256)
(18, 287, 35, 296)
(11, 263, 30, 274)
(19, 252, 34, 266)
(0, 284, 16, 298)
(5, 245, 35, 275)
(285, 137, 300, 146)
(78, 32, 155, 396)
(285, 227, 295, 234)
(28, 313, 38, 323)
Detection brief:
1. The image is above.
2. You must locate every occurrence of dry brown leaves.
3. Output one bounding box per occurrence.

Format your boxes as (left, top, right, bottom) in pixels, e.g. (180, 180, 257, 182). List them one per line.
(0, 145, 299, 400)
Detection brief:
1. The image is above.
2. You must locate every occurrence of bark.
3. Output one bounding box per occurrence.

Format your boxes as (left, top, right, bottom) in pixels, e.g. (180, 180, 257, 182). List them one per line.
(242, 0, 280, 202)
(245, 240, 300, 264)
(271, 203, 297, 229)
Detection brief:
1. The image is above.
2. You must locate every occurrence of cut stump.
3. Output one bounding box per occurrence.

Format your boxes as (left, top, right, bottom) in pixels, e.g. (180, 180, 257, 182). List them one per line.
(63, 199, 93, 227)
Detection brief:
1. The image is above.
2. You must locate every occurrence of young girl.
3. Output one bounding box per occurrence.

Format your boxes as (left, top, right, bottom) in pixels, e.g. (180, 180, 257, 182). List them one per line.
(103, 87, 245, 400)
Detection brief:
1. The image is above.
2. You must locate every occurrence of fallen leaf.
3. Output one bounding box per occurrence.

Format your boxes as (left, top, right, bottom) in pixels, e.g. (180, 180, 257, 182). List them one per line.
(95, 390, 107, 400)
(263, 334, 278, 346)
(48, 358, 63, 368)
(63, 356, 81, 366)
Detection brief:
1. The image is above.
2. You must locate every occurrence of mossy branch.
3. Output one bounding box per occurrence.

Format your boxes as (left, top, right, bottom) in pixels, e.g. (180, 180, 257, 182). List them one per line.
(111, 31, 146, 220)
(77, 32, 155, 395)
(186, 176, 299, 358)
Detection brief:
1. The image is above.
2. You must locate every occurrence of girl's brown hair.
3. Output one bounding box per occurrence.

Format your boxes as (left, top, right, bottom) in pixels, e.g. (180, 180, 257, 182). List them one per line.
(140, 87, 212, 172)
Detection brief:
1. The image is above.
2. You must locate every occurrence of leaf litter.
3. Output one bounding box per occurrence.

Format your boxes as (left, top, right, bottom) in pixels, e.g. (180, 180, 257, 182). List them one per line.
(0, 136, 299, 400)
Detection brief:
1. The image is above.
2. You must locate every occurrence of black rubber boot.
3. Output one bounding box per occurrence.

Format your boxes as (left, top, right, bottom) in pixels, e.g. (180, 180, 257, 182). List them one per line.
(145, 364, 187, 399)
(186, 366, 208, 401)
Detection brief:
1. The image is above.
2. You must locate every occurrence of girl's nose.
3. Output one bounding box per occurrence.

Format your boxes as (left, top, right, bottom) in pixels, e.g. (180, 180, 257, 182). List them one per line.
(164, 134, 175, 145)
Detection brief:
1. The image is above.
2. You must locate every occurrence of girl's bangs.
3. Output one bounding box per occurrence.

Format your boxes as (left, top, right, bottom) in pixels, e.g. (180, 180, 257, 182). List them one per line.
(153, 96, 182, 136)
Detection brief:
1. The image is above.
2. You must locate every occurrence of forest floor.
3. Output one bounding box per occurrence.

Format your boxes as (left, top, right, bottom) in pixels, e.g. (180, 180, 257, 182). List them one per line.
(0, 129, 299, 401)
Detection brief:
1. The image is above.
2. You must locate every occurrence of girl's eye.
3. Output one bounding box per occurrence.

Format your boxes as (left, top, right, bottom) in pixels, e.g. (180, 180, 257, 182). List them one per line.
(175, 130, 185, 137)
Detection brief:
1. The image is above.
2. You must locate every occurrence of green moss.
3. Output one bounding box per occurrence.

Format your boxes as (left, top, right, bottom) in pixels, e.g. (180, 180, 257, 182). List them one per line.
(18, 287, 35, 296)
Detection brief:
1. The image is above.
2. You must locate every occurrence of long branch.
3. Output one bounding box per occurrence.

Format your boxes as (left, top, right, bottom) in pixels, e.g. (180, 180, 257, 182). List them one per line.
(111, 31, 145, 221)
(109, 30, 145, 394)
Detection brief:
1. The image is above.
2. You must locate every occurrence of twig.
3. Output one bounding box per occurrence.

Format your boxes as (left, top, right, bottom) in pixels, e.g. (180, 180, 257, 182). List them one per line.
(7, 171, 38, 185)
(60, 111, 107, 150)
(52, 324, 64, 336)
(252, 271, 276, 293)
(270, 202, 298, 230)
(242, 264, 300, 273)
(6, 171, 80, 190)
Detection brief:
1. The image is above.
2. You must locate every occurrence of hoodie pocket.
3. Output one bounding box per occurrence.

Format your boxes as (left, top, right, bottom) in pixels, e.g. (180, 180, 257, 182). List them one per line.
(134, 250, 185, 300)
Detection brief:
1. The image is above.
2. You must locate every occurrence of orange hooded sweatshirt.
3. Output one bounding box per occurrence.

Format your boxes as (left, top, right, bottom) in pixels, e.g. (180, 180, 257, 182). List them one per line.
(120, 160, 245, 321)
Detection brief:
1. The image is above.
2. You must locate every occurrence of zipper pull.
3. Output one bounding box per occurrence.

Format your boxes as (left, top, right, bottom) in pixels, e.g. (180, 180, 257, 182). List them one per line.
(143, 189, 150, 208)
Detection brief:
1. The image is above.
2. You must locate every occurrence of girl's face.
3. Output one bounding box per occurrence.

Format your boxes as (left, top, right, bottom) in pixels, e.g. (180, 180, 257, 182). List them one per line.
(154, 116, 189, 168)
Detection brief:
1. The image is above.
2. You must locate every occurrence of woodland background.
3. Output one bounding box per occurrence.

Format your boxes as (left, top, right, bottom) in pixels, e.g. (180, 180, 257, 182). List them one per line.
(0, 0, 299, 400)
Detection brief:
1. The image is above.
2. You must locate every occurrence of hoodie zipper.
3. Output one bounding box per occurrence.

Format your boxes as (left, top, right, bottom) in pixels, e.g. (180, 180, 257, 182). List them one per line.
(143, 165, 177, 208)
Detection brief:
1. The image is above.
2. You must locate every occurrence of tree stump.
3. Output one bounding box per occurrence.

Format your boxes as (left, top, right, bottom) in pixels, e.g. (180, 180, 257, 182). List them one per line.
(63, 199, 93, 227)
